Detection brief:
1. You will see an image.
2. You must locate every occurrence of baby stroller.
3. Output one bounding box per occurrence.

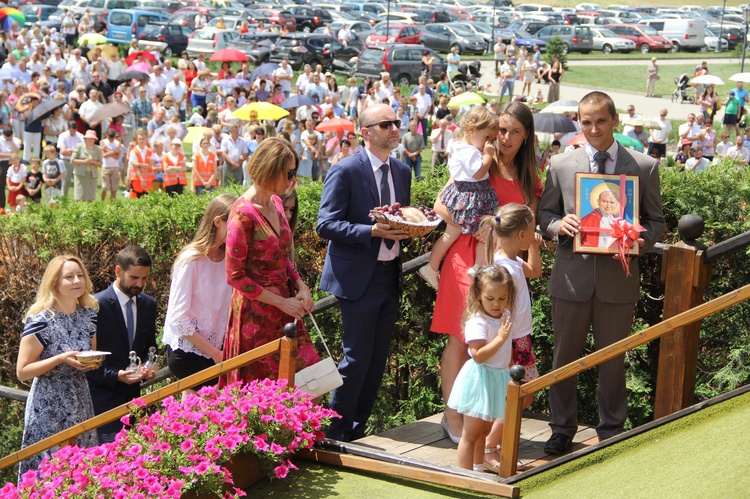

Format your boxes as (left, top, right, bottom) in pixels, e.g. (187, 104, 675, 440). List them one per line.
(672, 74, 694, 104)
(449, 60, 483, 92)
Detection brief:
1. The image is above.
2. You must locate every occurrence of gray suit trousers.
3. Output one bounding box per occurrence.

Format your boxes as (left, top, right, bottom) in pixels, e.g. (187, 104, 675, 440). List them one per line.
(549, 296, 634, 440)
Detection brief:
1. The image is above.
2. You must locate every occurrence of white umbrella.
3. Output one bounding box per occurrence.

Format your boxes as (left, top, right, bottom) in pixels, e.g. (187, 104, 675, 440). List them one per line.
(622, 117, 663, 129)
(540, 99, 579, 114)
(729, 72, 750, 83)
(690, 74, 725, 86)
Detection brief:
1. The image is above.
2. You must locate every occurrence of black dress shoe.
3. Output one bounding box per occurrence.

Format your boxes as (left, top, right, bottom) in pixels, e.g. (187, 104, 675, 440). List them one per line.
(544, 433, 573, 455)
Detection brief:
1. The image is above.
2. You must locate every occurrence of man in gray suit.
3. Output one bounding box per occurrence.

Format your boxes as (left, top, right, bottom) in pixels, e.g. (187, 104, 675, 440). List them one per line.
(538, 91, 666, 454)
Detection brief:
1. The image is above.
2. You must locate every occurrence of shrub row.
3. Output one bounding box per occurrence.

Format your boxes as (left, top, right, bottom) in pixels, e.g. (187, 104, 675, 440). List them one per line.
(0, 162, 748, 483)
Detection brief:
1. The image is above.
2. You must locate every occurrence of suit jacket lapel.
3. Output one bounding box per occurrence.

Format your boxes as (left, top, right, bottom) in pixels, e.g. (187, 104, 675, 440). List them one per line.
(613, 144, 636, 174)
(361, 150, 380, 206)
(574, 147, 590, 173)
(108, 285, 128, 336)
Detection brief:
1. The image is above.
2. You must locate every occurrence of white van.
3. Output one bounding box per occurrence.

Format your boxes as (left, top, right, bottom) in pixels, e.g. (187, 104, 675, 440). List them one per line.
(638, 18, 706, 52)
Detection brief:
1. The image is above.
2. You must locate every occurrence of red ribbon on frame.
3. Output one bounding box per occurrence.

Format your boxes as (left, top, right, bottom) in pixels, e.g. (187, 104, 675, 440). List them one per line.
(578, 174, 645, 276)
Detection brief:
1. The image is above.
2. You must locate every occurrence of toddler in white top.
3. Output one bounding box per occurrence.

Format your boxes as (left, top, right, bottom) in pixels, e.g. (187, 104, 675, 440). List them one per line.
(419, 106, 499, 290)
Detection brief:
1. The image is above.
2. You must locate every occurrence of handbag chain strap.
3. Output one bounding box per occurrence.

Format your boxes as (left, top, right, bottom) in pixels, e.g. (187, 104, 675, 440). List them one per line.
(306, 313, 334, 359)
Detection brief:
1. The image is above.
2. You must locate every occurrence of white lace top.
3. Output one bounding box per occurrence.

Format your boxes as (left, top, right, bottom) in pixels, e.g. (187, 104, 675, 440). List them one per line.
(162, 248, 232, 358)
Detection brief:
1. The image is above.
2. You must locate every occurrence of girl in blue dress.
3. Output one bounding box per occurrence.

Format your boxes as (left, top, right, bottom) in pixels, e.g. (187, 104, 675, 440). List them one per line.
(447, 265, 515, 472)
(16, 255, 100, 477)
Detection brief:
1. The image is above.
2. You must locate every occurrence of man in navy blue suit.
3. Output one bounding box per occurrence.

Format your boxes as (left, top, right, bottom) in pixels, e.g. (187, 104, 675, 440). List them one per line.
(87, 245, 157, 443)
(317, 103, 412, 442)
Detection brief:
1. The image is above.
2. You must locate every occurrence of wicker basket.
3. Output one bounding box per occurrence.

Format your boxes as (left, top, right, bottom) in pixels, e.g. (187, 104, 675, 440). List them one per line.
(370, 210, 442, 238)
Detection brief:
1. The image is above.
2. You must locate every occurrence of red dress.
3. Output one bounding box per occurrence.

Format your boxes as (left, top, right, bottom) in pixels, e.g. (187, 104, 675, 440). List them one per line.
(431, 175, 542, 339)
(221, 196, 320, 384)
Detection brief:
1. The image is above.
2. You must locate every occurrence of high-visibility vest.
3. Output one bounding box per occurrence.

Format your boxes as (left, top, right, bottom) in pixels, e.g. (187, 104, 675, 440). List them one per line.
(162, 152, 187, 187)
(129, 146, 154, 193)
(192, 150, 217, 187)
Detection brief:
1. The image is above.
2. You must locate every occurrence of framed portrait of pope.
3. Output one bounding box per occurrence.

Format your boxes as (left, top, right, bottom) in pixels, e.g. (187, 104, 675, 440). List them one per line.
(574, 173, 640, 255)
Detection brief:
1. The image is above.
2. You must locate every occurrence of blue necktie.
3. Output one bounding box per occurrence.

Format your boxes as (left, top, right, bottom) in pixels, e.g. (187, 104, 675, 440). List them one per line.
(126, 298, 135, 348)
(380, 164, 394, 249)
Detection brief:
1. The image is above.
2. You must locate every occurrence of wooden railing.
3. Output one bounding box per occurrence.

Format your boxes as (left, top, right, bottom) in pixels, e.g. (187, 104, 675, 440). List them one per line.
(0, 325, 299, 472)
(498, 216, 750, 478)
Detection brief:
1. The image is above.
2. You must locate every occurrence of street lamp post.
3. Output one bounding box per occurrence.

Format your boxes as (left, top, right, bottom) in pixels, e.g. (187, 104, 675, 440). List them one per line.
(742, 8, 750, 72)
(716, 0, 726, 53)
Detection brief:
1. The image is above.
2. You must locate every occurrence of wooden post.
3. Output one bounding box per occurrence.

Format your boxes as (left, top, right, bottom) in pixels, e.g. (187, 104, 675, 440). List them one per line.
(498, 366, 525, 478)
(279, 322, 299, 387)
(654, 215, 711, 419)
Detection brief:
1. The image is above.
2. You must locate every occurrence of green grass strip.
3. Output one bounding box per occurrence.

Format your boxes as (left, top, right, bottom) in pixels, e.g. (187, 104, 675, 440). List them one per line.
(518, 392, 750, 498)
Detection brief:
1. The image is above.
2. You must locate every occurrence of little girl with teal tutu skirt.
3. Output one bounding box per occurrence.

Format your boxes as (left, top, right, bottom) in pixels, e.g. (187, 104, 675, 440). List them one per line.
(447, 264, 519, 472)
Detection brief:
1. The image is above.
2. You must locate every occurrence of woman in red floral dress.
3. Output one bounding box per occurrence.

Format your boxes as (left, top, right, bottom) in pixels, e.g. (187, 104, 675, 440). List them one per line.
(221, 138, 320, 384)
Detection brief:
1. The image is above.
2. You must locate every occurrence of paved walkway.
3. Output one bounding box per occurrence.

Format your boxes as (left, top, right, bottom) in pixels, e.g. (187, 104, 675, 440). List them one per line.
(476, 58, 742, 121)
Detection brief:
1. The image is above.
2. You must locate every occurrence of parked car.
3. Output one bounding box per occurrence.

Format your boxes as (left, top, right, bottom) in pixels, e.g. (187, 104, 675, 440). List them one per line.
(420, 22, 486, 55)
(638, 18, 706, 52)
(703, 28, 729, 52)
(186, 27, 239, 57)
(106, 9, 170, 45)
(137, 22, 193, 57)
(589, 27, 636, 53)
(269, 33, 360, 71)
(534, 24, 594, 54)
(493, 29, 547, 52)
(206, 16, 246, 31)
(354, 44, 447, 86)
(19, 4, 60, 30)
(339, 2, 385, 17)
(450, 21, 493, 53)
(366, 23, 421, 47)
(233, 32, 281, 64)
(709, 23, 743, 50)
(508, 20, 550, 36)
(169, 10, 216, 31)
(604, 24, 673, 53)
(286, 5, 333, 33)
(314, 20, 373, 40)
(254, 8, 297, 32)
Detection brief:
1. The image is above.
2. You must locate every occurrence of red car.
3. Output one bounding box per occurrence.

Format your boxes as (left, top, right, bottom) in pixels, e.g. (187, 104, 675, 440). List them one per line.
(254, 8, 297, 32)
(366, 23, 420, 47)
(604, 24, 673, 53)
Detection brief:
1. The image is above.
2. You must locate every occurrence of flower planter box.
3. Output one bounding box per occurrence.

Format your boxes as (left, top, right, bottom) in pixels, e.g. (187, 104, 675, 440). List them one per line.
(182, 453, 265, 499)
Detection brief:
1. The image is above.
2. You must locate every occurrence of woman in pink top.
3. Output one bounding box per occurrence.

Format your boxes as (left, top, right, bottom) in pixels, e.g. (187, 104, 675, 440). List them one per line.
(432, 101, 542, 441)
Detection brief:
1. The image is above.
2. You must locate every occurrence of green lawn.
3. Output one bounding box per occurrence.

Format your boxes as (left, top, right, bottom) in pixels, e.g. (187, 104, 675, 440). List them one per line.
(518, 391, 750, 498)
(564, 62, 745, 96)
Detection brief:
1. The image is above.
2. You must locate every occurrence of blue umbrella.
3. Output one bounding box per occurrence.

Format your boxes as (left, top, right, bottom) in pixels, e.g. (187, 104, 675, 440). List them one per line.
(250, 63, 279, 84)
(221, 78, 250, 87)
(280, 95, 315, 110)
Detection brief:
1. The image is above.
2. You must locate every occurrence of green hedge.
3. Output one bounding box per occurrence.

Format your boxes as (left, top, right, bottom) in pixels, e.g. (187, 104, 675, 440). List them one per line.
(0, 161, 748, 484)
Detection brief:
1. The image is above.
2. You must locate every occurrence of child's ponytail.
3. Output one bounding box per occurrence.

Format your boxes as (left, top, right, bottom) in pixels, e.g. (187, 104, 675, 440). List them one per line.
(482, 203, 535, 263)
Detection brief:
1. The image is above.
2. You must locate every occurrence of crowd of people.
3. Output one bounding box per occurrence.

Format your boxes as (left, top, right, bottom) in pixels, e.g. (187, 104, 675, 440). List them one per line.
(9, 9, 730, 480)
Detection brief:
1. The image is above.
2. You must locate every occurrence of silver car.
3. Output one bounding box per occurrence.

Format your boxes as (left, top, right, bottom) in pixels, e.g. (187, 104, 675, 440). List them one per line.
(703, 28, 729, 52)
(590, 27, 636, 54)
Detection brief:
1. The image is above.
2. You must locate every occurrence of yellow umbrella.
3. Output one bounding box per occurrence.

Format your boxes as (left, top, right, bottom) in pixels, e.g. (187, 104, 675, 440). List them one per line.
(77, 33, 108, 46)
(183, 126, 212, 156)
(87, 44, 119, 62)
(447, 92, 485, 109)
(232, 102, 289, 121)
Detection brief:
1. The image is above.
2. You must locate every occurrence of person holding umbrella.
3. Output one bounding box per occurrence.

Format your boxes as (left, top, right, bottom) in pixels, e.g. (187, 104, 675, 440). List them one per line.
(71, 129, 102, 202)
(20, 93, 43, 161)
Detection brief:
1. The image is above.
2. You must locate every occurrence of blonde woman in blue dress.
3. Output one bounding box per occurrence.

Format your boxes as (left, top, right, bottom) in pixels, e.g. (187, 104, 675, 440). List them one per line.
(16, 255, 100, 476)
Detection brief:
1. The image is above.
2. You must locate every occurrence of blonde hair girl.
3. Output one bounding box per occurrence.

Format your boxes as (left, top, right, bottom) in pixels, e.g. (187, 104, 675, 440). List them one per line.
(481, 203, 543, 472)
(163, 194, 238, 392)
(420, 106, 499, 289)
(449, 264, 516, 472)
(17, 255, 100, 476)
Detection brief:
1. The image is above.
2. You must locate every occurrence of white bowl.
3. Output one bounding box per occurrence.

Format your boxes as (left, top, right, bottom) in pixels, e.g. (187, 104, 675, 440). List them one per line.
(76, 351, 111, 365)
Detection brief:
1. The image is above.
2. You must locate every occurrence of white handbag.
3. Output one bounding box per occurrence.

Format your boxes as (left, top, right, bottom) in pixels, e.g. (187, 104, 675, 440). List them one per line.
(294, 314, 343, 397)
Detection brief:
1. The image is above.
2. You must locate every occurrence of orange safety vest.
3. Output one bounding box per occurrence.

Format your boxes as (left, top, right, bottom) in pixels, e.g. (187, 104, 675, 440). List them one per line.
(192, 150, 217, 187)
(162, 152, 187, 187)
(130, 146, 155, 193)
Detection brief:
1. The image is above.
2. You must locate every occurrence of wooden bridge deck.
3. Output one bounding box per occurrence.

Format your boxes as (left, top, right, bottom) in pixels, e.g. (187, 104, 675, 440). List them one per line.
(354, 412, 598, 479)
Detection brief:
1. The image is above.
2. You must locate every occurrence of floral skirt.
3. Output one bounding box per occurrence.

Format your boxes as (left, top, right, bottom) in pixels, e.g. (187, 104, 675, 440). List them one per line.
(439, 179, 498, 234)
(512, 334, 539, 382)
(447, 359, 510, 422)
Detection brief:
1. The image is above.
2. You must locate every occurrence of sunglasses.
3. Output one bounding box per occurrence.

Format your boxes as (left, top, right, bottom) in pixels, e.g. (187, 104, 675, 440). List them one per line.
(287, 168, 298, 180)
(366, 119, 400, 130)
